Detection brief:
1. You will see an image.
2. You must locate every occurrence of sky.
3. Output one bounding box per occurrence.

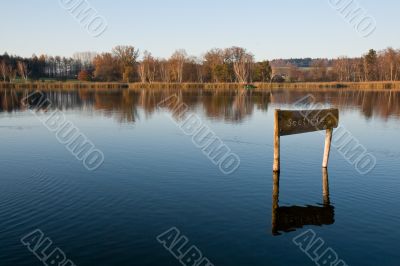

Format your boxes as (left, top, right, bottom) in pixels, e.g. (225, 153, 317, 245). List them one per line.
(0, 0, 399, 60)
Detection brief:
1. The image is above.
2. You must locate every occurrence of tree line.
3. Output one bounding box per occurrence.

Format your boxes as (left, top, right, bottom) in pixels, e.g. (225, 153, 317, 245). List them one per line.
(272, 48, 400, 82)
(91, 46, 271, 83)
(1, 46, 400, 83)
(0, 52, 96, 82)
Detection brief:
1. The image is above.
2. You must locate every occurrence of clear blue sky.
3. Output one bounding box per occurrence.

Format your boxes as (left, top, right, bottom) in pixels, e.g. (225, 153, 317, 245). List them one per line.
(1, 0, 399, 60)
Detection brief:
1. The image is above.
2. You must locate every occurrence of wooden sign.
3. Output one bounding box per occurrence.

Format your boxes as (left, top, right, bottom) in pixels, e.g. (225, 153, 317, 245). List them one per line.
(278, 109, 339, 136)
(273, 109, 339, 172)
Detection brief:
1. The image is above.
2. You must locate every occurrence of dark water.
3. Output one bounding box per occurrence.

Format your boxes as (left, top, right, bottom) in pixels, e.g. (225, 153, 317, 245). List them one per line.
(0, 88, 399, 266)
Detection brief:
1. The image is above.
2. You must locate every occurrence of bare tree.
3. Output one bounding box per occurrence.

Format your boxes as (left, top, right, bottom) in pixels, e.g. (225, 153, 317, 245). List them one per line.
(73, 51, 97, 69)
(17, 61, 29, 81)
(8, 65, 16, 82)
(193, 56, 205, 83)
(0, 60, 8, 82)
(143, 51, 157, 83)
(159, 59, 170, 82)
(170, 50, 187, 83)
(112, 45, 139, 66)
(310, 59, 328, 82)
(73, 52, 97, 64)
(353, 58, 365, 82)
(138, 62, 147, 83)
(333, 57, 349, 82)
(112, 45, 140, 82)
(226, 47, 254, 83)
(381, 48, 398, 81)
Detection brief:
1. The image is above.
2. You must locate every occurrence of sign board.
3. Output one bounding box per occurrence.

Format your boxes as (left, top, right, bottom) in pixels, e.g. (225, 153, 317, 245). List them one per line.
(277, 109, 339, 136)
(273, 108, 339, 172)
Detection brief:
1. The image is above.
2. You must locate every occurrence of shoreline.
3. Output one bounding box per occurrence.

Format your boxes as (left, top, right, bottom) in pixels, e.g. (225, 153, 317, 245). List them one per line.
(1, 81, 400, 91)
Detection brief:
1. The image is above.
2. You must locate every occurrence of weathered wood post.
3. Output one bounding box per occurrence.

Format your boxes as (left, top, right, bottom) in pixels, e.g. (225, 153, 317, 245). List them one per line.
(271, 171, 280, 235)
(273, 110, 280, 172)
(322, 168, 330, 206)
(322, 128, 333, 168)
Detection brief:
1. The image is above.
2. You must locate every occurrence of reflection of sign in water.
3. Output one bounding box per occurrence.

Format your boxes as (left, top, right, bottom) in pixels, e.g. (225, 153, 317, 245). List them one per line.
(273, 109, 339, 172)
(273, 205, 335, 236)
(272, 170, 334, 236)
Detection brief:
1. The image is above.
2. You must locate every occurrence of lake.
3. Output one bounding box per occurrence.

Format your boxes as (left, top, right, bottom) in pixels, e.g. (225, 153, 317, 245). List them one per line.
(0, 88, 399, 266)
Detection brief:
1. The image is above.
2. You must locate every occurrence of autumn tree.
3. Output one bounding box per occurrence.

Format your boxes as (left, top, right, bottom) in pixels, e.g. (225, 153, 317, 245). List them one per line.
(203, 48, 237, 82)
(78, 70, 91, 81)
(252, 60, 272, 82)
(5, 45, 400, 83)
(310, 59, 328, 81)
(112, 45, 139, 82)
(214, 64, 232, 82)
(204, 49, 225, 82)
(93, 53, 121, 81)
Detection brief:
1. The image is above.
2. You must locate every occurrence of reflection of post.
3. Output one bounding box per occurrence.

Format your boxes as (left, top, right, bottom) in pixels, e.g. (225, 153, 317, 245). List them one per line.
(273, 110, 280, 172)
(322, 168, 330, 206)
(322, 128, 333, 168)
(272, 171, 280, 235)
(271, 169, 333, 236)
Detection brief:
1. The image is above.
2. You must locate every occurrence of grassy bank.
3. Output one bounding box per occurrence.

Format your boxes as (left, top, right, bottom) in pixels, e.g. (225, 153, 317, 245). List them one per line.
(128, 82, 400, 90)
(1, 81, 400, 91)
(0, 82, 128, 90)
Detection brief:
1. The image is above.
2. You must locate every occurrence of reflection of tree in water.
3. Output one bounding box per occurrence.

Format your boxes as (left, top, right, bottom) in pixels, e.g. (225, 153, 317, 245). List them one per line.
(0, 90, 22, 112)
(139, 89, 160, 118)
(47, 91, 83, 110)
(231, 89, 254, 122)
(202, 90, 236, 120)
(1, 89, 400, 123)
(271, 89, 400, 120)
(94, 91, 140, 123)
(254, 92, 271, 112)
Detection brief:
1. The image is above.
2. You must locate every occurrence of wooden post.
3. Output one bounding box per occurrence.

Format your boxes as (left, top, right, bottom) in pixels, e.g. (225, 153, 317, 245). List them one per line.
(322, 168, 330, 206)
(322, 128, 333, 168)
(271, 171, 280, 235)
(273, 110, 280, 172)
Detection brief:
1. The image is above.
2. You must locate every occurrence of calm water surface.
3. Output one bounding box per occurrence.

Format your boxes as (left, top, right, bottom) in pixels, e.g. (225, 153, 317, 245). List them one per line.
(0, 88, 399, 266)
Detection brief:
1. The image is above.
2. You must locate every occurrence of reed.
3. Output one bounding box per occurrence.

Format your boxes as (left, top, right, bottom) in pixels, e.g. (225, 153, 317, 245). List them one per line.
(128, 82, 400, 90)
(0, 82, 128, 90)
(1, 81, 400, 91)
